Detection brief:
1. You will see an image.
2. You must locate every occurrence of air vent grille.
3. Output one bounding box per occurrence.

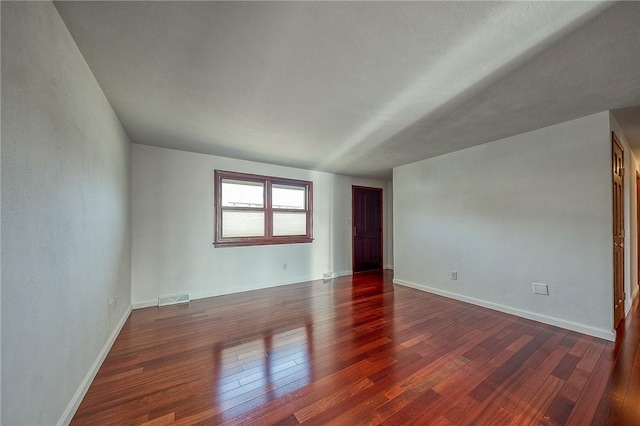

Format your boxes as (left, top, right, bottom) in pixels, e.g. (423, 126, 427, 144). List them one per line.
(158, 293, 190, 306)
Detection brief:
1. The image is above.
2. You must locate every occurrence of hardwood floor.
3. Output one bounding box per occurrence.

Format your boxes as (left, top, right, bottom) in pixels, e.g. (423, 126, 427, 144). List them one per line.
(593, 294, 640, 424)
(72, 271, 640, 425)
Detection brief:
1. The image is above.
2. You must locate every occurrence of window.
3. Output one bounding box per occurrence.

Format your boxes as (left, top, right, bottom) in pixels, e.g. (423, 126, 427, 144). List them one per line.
(214, 170, 313, 247)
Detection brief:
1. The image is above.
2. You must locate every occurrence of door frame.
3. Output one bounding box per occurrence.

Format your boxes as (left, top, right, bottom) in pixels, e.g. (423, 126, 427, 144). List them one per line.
(352, 185, 383, 273)
(613, 132, 625, 328)
(637, 171, 640, 293)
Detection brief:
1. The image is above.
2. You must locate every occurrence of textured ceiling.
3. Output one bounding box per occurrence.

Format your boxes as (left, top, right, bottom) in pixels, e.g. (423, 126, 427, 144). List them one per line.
(54, 1, 640, 178)
(613, 106, 640, 156)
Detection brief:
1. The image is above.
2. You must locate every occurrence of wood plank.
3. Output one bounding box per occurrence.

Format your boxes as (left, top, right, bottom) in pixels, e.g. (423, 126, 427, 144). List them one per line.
(511, 375, 565, 426)
(70, 271, 640, 426)
(565, 349, 615, 425)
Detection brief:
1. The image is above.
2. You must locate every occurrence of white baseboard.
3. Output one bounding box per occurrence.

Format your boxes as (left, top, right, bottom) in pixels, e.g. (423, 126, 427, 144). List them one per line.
(384, 265, 394, 270)
(133, 299, 158, 309)
(626, 285, 639, 315)
(132, 274, 328, 309)
(189, 275, 313, 302)
(131, 272, 361, 311)
(58, 304, 133, 425)
(393, 278, 615, 342)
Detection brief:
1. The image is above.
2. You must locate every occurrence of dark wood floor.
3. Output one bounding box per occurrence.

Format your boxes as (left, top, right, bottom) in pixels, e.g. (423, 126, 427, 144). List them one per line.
(72, 271, 640, 425)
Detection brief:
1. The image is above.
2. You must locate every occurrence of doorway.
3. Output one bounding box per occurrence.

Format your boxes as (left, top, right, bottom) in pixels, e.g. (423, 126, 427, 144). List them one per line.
(352, 186, 383, 273)
(613, 132, 625, 328)
(637, 171, 640, 294)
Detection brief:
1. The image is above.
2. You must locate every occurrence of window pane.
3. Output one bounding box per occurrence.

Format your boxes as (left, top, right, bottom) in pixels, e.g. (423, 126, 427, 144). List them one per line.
(222, 179, 264, 207)
(273, 212, 307, 236)
(272, 184, 305, 210)
(222, 211, 265, 238)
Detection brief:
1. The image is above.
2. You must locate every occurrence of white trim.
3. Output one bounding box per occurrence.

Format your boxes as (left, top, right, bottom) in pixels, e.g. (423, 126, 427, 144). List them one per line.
(384, 264, 394, 270)
(190, 275, 314, 301)
(58, 304, 133, 426)
(626, 285, 639, 315)
(131, 272, 361, 310)
(133, 275, 326, 309)
(133, 299, 158, 309)
(393, 278, 615, 342)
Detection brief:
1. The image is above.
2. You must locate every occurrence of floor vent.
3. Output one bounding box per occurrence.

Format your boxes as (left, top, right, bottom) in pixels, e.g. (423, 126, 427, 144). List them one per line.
(158, 293, 190, 306)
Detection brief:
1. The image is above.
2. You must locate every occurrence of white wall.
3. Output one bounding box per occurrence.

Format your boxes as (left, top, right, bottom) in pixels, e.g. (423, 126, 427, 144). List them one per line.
(1, 2, 132, 425)
(610, 113, 640, 308)
(131, 144, 390, 306)
(0, 3, 3, 420)
(386, 181, 394, 269)
(394, 112, 615, 340)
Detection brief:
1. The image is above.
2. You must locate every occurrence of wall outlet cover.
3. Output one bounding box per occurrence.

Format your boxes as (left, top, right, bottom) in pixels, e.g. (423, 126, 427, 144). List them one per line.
(532, 283, 549, 295)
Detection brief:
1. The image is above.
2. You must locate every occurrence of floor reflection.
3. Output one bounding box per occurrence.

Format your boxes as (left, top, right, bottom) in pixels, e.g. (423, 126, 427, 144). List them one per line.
(208, 272, 394, 417)
(213, 321, 315, 414)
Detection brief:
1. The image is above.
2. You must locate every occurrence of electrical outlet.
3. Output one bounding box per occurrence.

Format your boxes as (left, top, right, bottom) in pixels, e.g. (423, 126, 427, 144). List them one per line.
(450, 271, 458, 280)
(532, 283, 549, 295)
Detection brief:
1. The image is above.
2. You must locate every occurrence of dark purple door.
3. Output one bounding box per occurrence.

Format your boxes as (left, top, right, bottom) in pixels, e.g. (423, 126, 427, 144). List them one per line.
(353, 186, 382, 273)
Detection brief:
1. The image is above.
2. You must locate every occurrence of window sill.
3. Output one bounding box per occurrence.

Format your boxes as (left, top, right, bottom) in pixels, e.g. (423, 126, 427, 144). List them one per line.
(213, 237, 313, 248)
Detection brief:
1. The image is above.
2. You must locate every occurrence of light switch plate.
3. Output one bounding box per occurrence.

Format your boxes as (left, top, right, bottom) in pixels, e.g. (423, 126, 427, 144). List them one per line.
(532, 283, 549, 295)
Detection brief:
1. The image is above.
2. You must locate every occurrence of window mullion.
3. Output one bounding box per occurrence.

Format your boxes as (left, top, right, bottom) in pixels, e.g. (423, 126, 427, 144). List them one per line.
(220, 206, 266, 213)
(306, 183, 312, 238)
(265, 179, 272, 238)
